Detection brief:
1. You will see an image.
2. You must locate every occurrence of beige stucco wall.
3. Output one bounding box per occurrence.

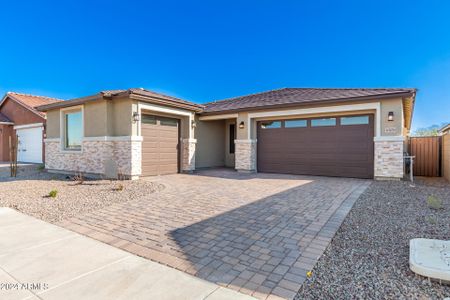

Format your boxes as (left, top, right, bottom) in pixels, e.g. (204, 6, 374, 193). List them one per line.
(112, 98, 134, 136)
(237, 112, 249, 140)
(443, 133, 450, 182)
(45, 98, 135, 139)
(195, 118, 225, 168)
(380, 98, 403, 136)
(45, 109, 60, 138)
(84, 100, 108, 137)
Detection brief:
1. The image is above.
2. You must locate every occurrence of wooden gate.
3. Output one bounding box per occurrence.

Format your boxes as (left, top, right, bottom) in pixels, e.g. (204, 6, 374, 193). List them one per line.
(409, 136, 442, 177)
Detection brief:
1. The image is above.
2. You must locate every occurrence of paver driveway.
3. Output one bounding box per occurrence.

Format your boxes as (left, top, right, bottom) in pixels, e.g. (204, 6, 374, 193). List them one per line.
(61, 169, 370, 300)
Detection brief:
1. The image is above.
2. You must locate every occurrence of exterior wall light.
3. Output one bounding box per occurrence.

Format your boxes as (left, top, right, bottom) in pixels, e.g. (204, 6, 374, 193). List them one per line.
(132, 112, 140, 123)
(239, 121, 245, 129)
(191, 120, 197, 129)
(388, 111, 394, 122)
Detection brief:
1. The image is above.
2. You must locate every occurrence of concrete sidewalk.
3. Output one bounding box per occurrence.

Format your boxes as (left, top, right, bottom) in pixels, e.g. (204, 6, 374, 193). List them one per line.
(0, 208, 255, 300)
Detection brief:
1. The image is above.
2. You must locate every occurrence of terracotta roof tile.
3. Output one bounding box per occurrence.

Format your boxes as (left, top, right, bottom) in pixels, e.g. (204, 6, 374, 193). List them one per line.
(5, 92, 63, 117)
(203, 88, 416, 113)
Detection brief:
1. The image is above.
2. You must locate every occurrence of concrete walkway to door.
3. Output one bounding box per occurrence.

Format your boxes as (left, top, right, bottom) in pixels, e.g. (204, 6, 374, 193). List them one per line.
(61, 169, 371, 300)
(0, 208, 255, 300)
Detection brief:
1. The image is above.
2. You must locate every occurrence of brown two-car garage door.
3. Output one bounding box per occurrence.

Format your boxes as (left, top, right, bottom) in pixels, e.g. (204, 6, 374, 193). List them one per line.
(141, 115, 180, 176)
(257, 115, 374, 179)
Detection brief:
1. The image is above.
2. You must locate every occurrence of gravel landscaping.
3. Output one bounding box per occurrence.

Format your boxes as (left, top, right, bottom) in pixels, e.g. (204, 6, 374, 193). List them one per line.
(297, 178, 450, 299)
(0, 165, 163, 223)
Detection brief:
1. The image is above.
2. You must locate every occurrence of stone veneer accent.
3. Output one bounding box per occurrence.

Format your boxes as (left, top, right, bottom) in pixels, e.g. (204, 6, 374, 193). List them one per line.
(374, 140, 404, 179)
(182, 139, 196, 172)
(235, 139, 257, 172)
(45, 138, 142, 179)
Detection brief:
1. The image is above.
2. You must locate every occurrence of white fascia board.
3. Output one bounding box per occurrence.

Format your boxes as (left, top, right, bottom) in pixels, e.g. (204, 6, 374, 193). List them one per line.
(199, 114, 238, 121)
(13, 122, 44, 130)
(138, 102, 192, 117)
(137, 101, 195, 139)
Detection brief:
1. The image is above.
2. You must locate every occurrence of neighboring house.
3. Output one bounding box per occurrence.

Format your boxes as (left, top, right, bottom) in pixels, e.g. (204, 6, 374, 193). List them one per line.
(37, 87, 416, 180)
(0, 92, 62, 163)
(440, 124, 450, 182)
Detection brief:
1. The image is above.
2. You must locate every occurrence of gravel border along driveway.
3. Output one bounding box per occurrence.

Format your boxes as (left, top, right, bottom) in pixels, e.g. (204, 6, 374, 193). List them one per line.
(296, 178, 450, 299)
(0, 166, 163, 223)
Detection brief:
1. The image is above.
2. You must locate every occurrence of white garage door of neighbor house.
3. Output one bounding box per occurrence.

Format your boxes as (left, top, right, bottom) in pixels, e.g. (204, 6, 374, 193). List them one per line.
(16, 127, 43, 163)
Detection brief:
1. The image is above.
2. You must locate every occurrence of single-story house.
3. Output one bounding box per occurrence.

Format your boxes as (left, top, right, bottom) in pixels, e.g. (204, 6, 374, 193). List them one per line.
(0, 92, 62, 163)
(37, 87, 416, 180)
(440, 124, 450, 182)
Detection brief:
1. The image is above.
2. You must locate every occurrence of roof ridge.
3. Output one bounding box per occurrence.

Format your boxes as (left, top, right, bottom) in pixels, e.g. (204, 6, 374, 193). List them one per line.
(7, 91, 64, 101)
(204, 87, 416, 105)
(285, 87, 416, 90)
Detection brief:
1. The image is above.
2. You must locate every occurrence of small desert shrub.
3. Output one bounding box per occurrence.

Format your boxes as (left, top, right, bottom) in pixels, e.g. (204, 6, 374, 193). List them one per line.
(113, 183, 125, 192)
(37, 164, 45, 171)
(426, 215, 437, 225)
(48, 189, 58, 198)
(427, 195, 443, 210)
(73, 173, 84, 185)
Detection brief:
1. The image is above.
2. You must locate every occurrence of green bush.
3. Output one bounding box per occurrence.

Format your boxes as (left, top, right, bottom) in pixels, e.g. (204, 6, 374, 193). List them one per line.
(48, 189, 58, 198)
(427, 195, 443, 210)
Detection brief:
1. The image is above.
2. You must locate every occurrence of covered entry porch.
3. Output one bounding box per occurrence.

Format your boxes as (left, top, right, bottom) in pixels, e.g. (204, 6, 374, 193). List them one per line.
(195, 114, 238, 169)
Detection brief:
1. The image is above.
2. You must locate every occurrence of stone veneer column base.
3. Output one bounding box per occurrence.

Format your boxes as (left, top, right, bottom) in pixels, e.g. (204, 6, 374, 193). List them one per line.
(45, 138, 142, 180)
(235, 139, 257, 172)
(374, 140, 404, 179)
(182, 139, 196, 172)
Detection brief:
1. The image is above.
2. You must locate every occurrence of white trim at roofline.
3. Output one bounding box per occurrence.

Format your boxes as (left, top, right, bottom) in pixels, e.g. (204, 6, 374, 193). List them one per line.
(13, 122, 43, 130)
(0, 122, 14, 125)
(247, 102, 382, 138)
(199, 114, 238, 121)
(137, 102, 195, 139)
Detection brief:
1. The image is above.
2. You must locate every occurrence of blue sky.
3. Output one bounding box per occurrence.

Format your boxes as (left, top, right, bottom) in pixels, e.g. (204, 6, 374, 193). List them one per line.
(0, 0, 449, 131)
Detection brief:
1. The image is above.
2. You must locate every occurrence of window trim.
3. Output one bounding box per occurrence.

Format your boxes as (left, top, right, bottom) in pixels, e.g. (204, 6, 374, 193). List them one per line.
(60, 105, 84, 153)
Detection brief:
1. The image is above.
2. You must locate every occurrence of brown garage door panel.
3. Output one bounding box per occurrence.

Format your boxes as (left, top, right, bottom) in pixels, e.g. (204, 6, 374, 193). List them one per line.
(257, 115, 374, 179)
(141, 115, 180, 176)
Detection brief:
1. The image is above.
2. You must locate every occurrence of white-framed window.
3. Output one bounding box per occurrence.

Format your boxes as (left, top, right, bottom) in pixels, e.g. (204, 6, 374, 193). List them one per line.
(62, 108, 83, 151)
(340, 116, 369, 125)
(260, 121, 282, 129)
(311, 118, 336, 127)
(285, 119, 307, 128)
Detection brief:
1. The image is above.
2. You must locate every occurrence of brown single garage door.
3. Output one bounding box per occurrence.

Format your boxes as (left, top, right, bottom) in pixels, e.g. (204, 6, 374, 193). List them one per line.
(141, 115, 180, 176)
(257, 115, 374, 179)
